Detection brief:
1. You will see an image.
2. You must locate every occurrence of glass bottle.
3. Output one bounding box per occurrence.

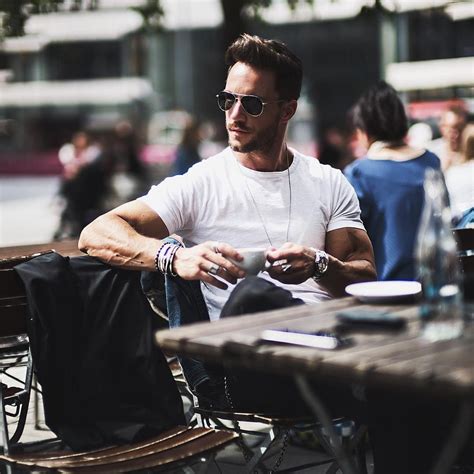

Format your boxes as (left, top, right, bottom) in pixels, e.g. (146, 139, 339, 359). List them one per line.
(415, 168, 463, 342)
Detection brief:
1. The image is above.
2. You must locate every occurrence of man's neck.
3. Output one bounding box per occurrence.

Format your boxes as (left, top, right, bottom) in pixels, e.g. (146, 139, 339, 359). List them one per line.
(234, 145, 291, 172)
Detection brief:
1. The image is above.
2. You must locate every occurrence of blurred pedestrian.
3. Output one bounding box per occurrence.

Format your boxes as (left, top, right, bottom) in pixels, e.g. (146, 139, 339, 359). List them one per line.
(170, 118, 203, 176)
(318, 127, 354, 170)
(407, 121, 433, 149)
(55, 131, 111, 239)
(345, 80, 441, 281)
(58, 131, 100, 180)
(428, 104, 468, 171)
(445, 123, 474, 226)
(110, 120, 150, 204)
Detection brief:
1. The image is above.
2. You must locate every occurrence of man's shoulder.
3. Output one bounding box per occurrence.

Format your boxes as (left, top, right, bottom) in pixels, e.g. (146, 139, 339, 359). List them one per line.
(190, 147, 232, 173)
(294, 149, 338, 176)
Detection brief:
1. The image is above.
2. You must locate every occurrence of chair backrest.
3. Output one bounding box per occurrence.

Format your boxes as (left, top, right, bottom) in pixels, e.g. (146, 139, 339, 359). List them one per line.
(0, 251, 53, 338)
(453, 227, 474, 254)
(0, 269, 28, 338)
(0, 251, 54, 270)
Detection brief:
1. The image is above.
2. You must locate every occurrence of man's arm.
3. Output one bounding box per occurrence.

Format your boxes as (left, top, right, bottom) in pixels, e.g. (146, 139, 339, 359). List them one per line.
(321, 227, 377, 296)
(79, 200, 169, 271)
(266, 227, 376, 297)
(79, 200, 245, 288)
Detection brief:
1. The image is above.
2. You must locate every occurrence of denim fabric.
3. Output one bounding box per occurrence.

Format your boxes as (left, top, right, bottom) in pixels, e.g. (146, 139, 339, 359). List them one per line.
(165, 275, 211, 391)
(157, 237, 211, 391)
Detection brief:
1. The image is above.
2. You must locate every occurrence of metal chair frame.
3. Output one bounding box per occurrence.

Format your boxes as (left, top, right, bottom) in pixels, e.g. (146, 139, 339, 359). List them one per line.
(0, 250, 239, 472)
(169, 363, 368, 474)
(0, 252, 49, 455)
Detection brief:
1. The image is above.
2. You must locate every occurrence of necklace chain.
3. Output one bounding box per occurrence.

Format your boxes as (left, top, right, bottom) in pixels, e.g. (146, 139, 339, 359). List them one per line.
(239, 149, 292, 247)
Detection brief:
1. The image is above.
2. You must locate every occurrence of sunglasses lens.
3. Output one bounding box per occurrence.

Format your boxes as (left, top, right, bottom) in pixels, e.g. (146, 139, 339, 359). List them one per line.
(241, 96, 263, 116)
(217, 92, 235, 112)
(216, 91, 264, 116)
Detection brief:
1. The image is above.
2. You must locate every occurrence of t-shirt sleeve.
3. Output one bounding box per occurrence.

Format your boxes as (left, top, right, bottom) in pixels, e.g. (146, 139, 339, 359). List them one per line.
(327, 167, 365, 232)
(137, 171, 199, 235)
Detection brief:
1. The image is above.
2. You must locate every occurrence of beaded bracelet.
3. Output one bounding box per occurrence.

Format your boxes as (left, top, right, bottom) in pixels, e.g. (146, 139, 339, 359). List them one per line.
(154, 242, 182, 276)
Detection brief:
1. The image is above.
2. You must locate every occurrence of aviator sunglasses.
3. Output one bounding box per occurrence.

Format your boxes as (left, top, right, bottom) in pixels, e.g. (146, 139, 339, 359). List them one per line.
(216, 91, 285, 117)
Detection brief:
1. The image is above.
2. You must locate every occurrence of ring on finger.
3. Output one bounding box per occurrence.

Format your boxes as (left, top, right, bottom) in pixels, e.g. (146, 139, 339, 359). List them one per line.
(281, 263, 292, 273)
(208, 263, 220, 275)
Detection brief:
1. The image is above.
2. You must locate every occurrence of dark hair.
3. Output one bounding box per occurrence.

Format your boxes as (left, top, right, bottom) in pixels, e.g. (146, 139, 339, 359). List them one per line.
(225, 34, 302, 101)
(352, 81, 408, 142)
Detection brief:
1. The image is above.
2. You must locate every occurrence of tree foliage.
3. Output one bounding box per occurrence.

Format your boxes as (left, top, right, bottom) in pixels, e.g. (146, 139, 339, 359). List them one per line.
(0, 0, 313, 39)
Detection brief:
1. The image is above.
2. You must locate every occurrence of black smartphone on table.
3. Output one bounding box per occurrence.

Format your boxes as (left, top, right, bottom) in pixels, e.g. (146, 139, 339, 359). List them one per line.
(336, 309, 407, 329)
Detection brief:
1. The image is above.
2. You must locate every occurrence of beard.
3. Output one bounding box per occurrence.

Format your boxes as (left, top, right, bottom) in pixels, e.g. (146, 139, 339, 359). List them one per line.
(228, 120, 279, 154)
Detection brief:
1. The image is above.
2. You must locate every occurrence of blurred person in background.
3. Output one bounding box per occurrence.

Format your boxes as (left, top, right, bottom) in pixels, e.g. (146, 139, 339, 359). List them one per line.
(318, 127, 354, 170)
(55, 131, 113, 239)
(347, 83, 473, 474)
(407, 121, 433, 149)
(445, 123, 474, 227)
(58, 131, 100, 180)
(345, 81, 440, 281)
(109, 121, 150, 206)
(170, 117, 203, 176)
(428, 104, 468, 171)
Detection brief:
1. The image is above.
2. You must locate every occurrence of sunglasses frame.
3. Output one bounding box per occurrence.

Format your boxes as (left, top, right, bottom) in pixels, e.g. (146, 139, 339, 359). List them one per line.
(216, 90, 285, 117)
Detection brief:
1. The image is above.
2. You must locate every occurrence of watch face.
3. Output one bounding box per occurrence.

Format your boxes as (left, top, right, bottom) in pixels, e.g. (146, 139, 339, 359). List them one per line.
(314, 250, 329, 277)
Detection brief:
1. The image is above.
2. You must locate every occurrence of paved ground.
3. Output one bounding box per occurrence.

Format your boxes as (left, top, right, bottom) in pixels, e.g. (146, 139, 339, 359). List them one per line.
(0, 176, 61, 247)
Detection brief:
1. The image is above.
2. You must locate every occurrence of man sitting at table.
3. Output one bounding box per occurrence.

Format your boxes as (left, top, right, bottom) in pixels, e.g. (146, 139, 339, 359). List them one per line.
(79, 33, 376, 409)
(79, 34, 473, 474)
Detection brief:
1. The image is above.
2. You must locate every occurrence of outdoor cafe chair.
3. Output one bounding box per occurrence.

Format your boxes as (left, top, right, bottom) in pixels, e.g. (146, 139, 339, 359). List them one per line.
(0, 250, 237, 472)
(192, 403, 368, 474)
(0, 251, 52, 455)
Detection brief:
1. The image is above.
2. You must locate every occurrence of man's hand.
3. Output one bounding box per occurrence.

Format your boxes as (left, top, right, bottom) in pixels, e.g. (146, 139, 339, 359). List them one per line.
(172, 241, 246, 289)
(266, 243, 316, 284)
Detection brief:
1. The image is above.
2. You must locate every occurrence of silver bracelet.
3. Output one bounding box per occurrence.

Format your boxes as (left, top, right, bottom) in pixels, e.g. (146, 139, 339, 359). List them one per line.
(154, 242, 182, 276)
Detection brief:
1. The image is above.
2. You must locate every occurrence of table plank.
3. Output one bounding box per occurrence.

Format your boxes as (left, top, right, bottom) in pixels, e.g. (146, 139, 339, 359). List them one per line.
(155, 298, 474, 399)
(0, 239, 82, 259)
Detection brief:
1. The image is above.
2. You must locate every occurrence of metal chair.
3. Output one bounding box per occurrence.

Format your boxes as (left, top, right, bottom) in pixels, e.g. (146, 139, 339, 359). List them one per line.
(192, 403, 367, 473)
(0, 252, 52, 455)
(169, 368, 368, 474)
(0, 250, 238, 472)
(0, 425, 237, 473)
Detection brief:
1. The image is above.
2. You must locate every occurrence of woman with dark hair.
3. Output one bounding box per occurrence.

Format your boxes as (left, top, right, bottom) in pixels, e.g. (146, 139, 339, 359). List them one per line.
(345, 81, 440, 281)
(171, 118, 203, 176)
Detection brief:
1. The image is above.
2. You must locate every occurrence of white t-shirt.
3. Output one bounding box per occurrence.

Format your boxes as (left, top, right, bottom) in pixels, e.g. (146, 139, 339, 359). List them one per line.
(139, 147, 365, 321)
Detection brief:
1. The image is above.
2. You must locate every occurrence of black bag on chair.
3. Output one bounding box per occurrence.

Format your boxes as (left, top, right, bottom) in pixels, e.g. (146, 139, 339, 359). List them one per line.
(15, 253, 185, 451)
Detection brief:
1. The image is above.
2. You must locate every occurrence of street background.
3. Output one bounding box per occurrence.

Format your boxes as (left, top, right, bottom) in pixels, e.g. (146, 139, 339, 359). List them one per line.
(0, 0, 473, 245)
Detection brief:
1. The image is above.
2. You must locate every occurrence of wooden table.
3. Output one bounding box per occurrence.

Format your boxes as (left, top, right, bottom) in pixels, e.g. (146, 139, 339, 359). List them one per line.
(0, 239, 82, 260)
(156, 297, 474, 400)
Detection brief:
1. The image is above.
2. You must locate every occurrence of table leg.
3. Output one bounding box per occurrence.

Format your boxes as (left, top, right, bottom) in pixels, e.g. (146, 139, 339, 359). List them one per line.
(431, 400, 473, 474)
(294, 374, 358, 474)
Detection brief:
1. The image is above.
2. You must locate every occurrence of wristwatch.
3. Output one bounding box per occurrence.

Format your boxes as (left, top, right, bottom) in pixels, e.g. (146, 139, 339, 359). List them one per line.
(310, 248, 329, 282)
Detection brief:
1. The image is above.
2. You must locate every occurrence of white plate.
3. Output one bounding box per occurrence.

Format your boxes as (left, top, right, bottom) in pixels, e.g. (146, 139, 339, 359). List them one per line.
(345, 281, 422, 303)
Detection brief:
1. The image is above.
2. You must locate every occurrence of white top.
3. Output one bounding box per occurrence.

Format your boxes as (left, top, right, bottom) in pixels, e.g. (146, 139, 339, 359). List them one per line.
(140, 147, 365, 321)
(445, 160, 474, 218)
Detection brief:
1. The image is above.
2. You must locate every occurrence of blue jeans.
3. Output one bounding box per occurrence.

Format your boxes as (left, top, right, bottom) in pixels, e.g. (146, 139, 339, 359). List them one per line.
(143, 237, 211, 392)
